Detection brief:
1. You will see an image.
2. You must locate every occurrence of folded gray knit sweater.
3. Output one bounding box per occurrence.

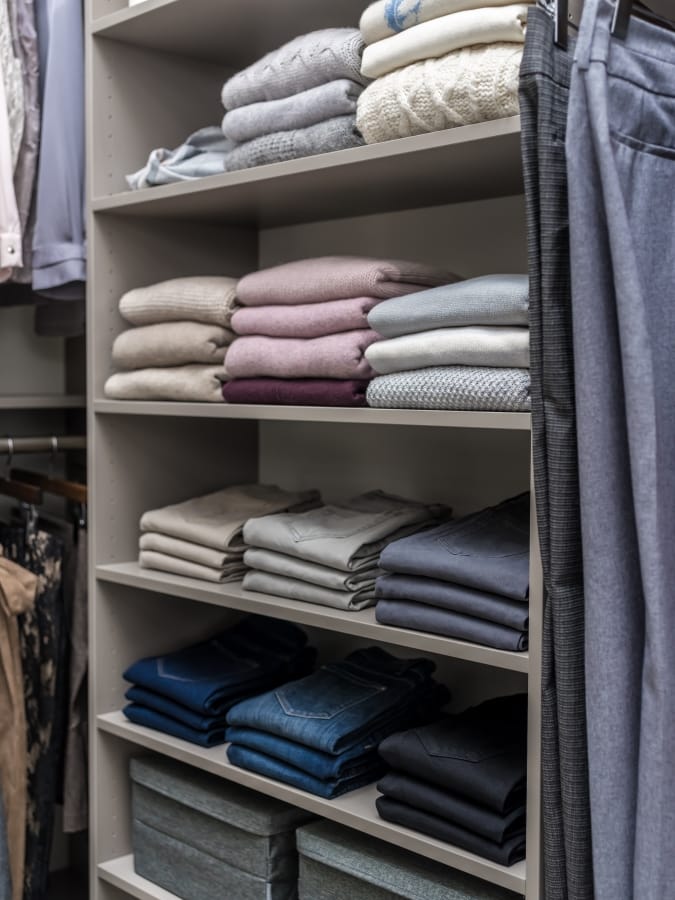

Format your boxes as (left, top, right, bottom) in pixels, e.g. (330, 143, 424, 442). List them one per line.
(223, 115, 364, 172)
(366, 366, 531, 411)
(221, 29, 369, 110)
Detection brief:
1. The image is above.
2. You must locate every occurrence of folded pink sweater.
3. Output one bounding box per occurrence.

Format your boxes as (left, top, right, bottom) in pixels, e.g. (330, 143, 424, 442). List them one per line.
(236, 256, 461, 306)
(225, 330, 381, 379)
(231, 296, 384, 338)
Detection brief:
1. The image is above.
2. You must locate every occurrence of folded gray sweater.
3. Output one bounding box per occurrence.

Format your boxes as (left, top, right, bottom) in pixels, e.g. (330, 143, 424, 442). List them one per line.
(221, 29, 369, 110)
(222, 79, 364, 143)
(223, 115, 364, 172)
(366, 366, 531, 411)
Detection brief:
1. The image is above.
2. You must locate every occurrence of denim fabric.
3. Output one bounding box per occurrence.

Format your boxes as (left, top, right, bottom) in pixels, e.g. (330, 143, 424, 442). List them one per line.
(379, 494, 529, 600)
(376, 574, 529, 630)
(298, 820, 521, 899)
(377, 773, 525, 844)
(125, 687, 230, 732)
(123, 615, 310, 715)
(378, 694, 527, 813)
(227, 744, 386, 798)
(124, 705, 228, 747)
(568, 3, 675, 898)
(226, 727, 380, 781)
(227, 647, 440, 754)
(0, 791, 10, 900)
(375, 598, 528, 651)
(376, 796, 526, 866)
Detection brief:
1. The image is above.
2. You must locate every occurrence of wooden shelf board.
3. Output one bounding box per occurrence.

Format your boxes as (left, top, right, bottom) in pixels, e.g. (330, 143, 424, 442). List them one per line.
(93, 399, 531, 431)
(91, 120, 523, 227)
(96, 562, 529, 673)
(97, 712, 527, 895)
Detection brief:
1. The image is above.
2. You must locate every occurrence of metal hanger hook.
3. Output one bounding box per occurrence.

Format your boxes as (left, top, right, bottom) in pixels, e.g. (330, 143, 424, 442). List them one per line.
(50, 436, 58, 477)
(5, 436, 13, 477)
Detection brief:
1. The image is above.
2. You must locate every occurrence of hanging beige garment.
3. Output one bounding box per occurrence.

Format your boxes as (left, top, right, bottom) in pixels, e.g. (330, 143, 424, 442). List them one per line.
(0, 555, 37, 900)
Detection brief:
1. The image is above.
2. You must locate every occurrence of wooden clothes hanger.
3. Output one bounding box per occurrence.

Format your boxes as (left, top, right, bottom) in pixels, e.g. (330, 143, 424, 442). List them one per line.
(10, 437, 87, 506)
(0, 438, 43, 506)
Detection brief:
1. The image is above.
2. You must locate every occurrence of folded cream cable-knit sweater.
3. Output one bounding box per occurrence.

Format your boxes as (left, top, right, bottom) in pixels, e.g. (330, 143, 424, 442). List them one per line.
(357, 42, 522, 143)
(361, 4, 529, 78)
(360, 0, 525, 44)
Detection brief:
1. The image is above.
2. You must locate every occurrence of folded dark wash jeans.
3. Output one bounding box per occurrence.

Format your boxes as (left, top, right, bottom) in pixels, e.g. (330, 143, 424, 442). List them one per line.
(378, 694, 528, 814)
(126, 686, 230, 732)
(376, 797, 527, 867)
(375, 574, 529, 631)
(377, 773, 526, 844)
(375, 598, 528, 652)
(123, 615, 310, 715)
(379, 493, 530, 601)
(228, 744, 387, 799)
(227, 646, 439, 754)
(124, 704, 228, 747)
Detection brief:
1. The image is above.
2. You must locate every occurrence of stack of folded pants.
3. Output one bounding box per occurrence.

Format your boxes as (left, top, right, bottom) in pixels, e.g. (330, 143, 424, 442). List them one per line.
(138, 483, 321, 583)
(377, 693, 528, 866)
(223, 255, 460, 406)
(375, 493, 530, 651)
(365, 275, 531, 411)
(104, 276, 240, 402)
(241, 490, 448, 609)
(220, 29, 369, 172)
(226, 646, 451, 798)
(357, 0, 531, 143)
(123, 615, 316, 746)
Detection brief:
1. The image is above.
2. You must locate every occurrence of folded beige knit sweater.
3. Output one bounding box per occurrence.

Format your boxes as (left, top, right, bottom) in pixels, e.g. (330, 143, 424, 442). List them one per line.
(103, 365, 225, 402)
(357, 42, 522, 144)
(112, 322, 234, 370)
(119, 276, 239, 327)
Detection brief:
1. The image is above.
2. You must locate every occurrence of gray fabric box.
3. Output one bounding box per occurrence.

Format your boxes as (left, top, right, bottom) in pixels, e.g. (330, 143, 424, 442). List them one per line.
(297, 821, 521, 900)
(131, 755, 314, 898)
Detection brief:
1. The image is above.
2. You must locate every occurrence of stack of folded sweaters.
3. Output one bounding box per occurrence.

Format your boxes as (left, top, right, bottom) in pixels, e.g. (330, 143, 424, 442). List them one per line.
(357, 0, 530, 143)
(241, 491, 448, 610)
(366, 274, 531, 411)
(223, 255, 459, 406)
(220, 29, 369, 172)
(138, 484, 321, 583)
(377, 694, 528, 866)
(123, 616, 315, 747)
(376, 493, 530, 650)
(104, 276, 239, 402)
(226, 647, 450, 798)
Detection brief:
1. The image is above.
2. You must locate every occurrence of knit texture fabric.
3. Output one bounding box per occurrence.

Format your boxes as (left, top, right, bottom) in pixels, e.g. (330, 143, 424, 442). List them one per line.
(119, 277, 239, 327)
(366, 366, 531, 411)
(365, 326, 530, 373)
(222, 378, 370, 407)
(223, 115, 363, 173)
(232, 296, 383, 338)
(112, 322, 234, 370)
(222, 79, 363, 143)
(361, 4, 529, 78)
(222, 29, 369, 110)
(103, 366, 225, 402)
(357, 43, 522, 143)
(360, 0, 525, 45)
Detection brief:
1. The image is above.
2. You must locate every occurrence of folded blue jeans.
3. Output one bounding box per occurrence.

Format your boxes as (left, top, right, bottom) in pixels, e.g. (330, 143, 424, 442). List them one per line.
(123, 615, 310, 715)
(126, 686, 229, 732)
(124, 704, 228, 747)
(227, 744, 386, 799)
(227, 646, 438, 754)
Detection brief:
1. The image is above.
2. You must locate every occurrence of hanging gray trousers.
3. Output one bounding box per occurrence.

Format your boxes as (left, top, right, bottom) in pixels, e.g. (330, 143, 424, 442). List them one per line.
(567, 2, 675, 898)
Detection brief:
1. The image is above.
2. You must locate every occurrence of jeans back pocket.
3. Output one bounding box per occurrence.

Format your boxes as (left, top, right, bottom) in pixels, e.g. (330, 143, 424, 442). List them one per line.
(288, 506, 394, 543)
(435, 510, 528, 560)
(276, 666, 385, 719)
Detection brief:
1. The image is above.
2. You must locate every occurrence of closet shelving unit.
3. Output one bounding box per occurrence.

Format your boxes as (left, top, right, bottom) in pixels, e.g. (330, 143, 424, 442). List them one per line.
(87, 1, 542, 898)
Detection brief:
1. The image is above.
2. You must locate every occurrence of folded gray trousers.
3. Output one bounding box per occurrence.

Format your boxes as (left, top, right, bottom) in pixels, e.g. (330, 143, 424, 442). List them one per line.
(243, 570, 376, 611)
(244, 547, 380, 591)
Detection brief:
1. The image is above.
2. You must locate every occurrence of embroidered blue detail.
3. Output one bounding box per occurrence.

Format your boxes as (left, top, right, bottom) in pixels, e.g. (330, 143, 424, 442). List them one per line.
(384, 0, 424, 32)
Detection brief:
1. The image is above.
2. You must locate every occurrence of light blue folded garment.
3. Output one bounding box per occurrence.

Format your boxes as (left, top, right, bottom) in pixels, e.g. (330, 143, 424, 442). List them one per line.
(127, 127, 234, 189)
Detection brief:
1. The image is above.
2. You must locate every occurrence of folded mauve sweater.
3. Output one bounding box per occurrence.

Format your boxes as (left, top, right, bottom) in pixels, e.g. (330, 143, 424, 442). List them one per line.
(222, 79, 364, 143)
(223, 378, 369, 407)
(225, 331, 380, 380)
(357, 43, 522, 143)
(237, 256, 459, 306)
(119, 277, 239, 327)
(223, 115, 363, 173)
(222, 29, 369, 110)
(361, 4, 529, 79)
(103, 366, 224, 402)
(112, 322, 234, 370)
(232, 296, 383, 338)
(360, 0, 525, 44)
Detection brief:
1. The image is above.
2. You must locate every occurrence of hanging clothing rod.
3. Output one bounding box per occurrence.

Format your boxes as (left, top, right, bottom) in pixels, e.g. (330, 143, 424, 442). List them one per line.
(0, 436, 86, 455)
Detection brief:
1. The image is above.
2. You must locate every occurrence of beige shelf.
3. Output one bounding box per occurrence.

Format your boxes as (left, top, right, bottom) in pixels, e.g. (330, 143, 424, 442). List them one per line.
(97, 711, 528, 895)
(93, 399, 531, 431)
(96, 562, 530, 673)
(98, 856, 180, 900)
(0, 394, 86, 410)
(91, 119, 523, 227)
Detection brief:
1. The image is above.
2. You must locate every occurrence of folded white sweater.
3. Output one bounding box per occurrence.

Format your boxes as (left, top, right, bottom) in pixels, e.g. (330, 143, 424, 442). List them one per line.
(360, 0, 526, 44)
(361, 4, 529, 78)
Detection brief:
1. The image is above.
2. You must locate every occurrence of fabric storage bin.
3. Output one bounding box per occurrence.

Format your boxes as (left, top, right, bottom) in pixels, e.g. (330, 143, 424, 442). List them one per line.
(296, 821, 521, 900)
(131, 755, 314, 898)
